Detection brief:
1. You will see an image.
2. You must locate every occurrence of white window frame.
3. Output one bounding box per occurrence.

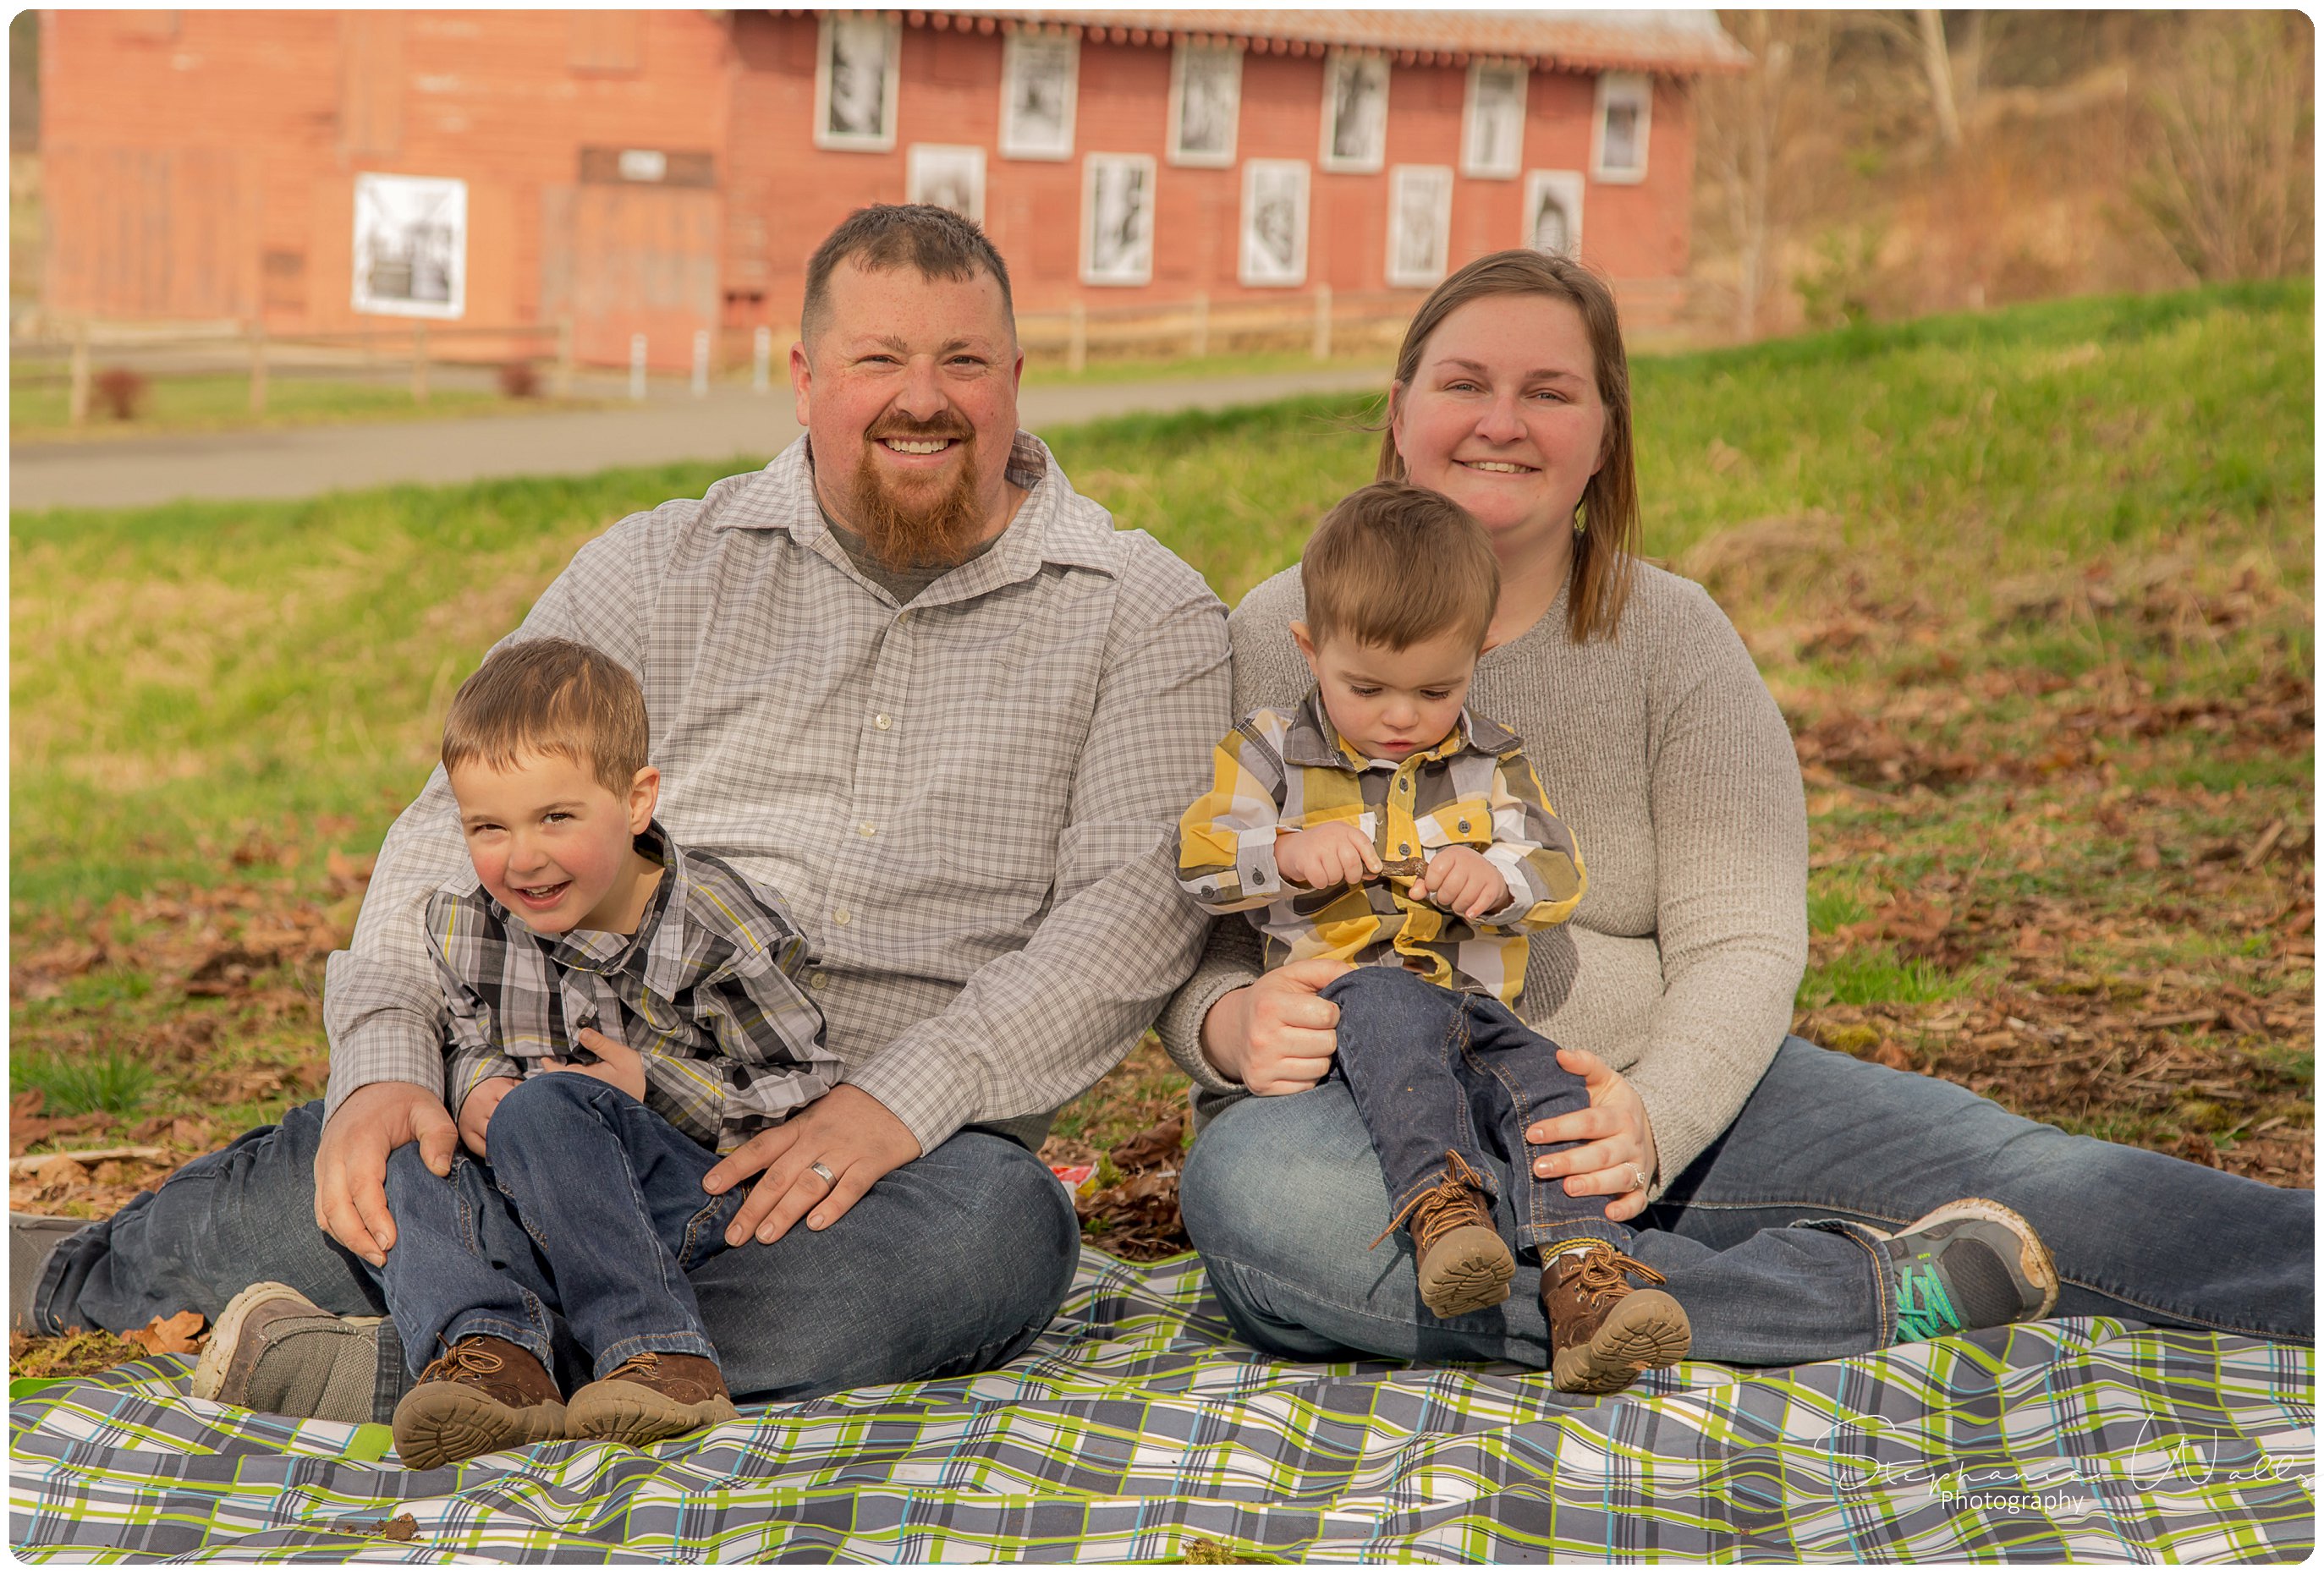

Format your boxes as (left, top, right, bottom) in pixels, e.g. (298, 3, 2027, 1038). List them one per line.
(351, 173, 468, 320)
(812, 14, 900, 153)
(1239, 158, 1310, 288)
(1591, 72, 1651, 184)
(1080, 153, 1158, 287)
(906, 144, 986, 224)
(1523, 169, 1585, 257)
(1385, 165, 1454, 288)
(998, 32, 1079, 161)
(1318, 50, 1389, 174)
(1166, 41, 1241, 167)
(1460, 59, 1528, 180)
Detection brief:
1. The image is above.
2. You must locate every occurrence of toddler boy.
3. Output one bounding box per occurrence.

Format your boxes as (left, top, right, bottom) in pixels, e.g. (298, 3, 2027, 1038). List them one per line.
(1177, 483, 1691, 1394)
(209, 639, 844, 1467)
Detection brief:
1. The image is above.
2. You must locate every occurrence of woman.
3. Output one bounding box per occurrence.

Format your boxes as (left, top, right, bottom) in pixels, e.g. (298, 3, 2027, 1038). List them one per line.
(1157, 250, 2312, 1368)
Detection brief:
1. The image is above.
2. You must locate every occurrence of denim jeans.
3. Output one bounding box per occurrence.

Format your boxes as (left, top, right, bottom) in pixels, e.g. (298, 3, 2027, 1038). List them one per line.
(1181, 1037, 2315, 1368)
(35, 1094, 1080, 1418)
(379, 1075, 744, 1382)
(1326, 966, 1625, 1258)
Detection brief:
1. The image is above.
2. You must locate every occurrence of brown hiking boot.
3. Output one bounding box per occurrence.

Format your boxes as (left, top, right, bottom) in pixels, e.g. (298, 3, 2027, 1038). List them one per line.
(566, 1351, 739, 1448)
(390, 1335, 567, 1470)
(1541, 1243, 1691, 1396)
(1375, 1150, 1514, 1319)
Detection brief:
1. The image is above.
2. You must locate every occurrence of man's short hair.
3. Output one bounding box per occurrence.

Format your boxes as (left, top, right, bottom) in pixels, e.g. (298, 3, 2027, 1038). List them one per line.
(440, 638, 650, 797)
(800, 204, 1017, 348)
(1301, 483, 1501, 653)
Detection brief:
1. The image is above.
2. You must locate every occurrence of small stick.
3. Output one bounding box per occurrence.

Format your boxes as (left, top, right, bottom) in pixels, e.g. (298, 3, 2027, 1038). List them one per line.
(9, 1145, 171, 1175)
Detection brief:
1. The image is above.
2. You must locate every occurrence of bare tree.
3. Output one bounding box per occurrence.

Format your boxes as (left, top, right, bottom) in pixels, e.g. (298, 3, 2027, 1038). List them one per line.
(2135, 11, 2315, 282)
(1695, 12, 1838, 337)
(1854, 10, 1988, 151)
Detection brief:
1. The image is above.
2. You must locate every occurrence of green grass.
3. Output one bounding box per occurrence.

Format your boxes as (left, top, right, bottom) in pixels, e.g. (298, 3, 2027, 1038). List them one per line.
(12, 1048, 157, 1117)
(11, 370, 586, 441)
(1797, 947, 1973, 1011)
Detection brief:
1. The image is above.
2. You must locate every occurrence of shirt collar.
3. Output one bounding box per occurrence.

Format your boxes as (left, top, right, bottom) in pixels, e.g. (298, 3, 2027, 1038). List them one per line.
(1280, 688, 1521, 771)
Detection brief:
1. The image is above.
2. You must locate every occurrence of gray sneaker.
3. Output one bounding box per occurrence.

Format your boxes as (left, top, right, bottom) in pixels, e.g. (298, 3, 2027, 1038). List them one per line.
(11, 1212, 91, 1332)
(189, 1281, 385, 1423)
(1879, 1198, 2060, 1343)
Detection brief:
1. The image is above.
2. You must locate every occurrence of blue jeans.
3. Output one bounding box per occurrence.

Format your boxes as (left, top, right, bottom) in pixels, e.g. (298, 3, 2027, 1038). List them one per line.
(1326, 966, 1624, 1258)
(379, 1075, 743, 1382)
(34, 1095, 1080, 1418)
(1181, 1037, 2314, 1368)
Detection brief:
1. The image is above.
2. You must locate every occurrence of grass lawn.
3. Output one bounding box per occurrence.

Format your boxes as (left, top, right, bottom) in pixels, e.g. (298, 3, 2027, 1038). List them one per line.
(10, 370, 593, 443)
(10, 281, 2311, 1321)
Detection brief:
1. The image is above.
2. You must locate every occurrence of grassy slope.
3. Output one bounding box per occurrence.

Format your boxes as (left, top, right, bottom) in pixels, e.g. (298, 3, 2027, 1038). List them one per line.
(10, 280, 2312, 1207)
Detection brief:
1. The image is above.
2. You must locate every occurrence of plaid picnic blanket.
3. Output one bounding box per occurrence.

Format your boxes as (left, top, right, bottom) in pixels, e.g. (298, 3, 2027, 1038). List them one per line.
(11, 1251, 2315, 1561)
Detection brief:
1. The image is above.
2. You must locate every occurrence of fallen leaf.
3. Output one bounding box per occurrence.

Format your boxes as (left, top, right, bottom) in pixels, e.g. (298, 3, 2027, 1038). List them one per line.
(124, 1309, 206, 1356)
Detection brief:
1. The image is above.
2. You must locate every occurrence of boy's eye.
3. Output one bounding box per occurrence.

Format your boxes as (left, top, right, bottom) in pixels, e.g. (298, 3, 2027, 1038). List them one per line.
(1348, 685, 1382, 697)
(1421, 690, 1452, 701)
(542, 812, 571, 825)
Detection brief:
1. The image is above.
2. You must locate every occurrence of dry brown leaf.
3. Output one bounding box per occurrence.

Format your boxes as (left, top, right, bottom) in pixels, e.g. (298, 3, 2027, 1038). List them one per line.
(124, 1308, 206, 1356)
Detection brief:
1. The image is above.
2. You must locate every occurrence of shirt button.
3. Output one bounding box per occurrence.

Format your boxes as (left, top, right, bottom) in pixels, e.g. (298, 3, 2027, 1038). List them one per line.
(810, 972, 828, 990)
(875, 714, 892, 730)
(832, 908, 851, 926)
(1398, 842, 1411, 855)
(896, 610, 911, 626)
(858, 821, 876, 837)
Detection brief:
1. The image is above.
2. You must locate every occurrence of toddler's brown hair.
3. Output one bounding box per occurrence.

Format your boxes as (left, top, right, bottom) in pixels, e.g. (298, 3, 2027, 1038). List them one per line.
(1301, 482, 1501, 652)
(440, 638, 650, 797)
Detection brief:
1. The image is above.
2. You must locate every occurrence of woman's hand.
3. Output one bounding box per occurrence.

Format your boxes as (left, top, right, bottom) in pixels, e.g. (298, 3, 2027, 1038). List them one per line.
(1528, 1045, 1660, 1224)
(1199, 957, 1354, 1094)
(544, 1026, 649, 1101)
(456, 1076, 520, 1160)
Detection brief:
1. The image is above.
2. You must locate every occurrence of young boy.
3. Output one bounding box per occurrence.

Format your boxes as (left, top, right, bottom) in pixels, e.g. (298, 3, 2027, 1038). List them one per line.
(1176, 482, 1692, 1395)
(207, 639, 845, 1468)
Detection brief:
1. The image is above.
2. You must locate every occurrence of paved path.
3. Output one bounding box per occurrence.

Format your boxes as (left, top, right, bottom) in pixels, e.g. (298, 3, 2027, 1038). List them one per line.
(8, 364, 1389, 512)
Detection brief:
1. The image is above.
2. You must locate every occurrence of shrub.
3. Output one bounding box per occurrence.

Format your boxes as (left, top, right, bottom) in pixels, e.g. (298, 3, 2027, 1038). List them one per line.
(91, 366, 148, 421)
(497, 359, 542, 399)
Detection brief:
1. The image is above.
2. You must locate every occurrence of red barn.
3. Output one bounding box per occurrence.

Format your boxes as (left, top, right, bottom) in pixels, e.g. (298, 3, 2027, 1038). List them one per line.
(38, 9, 1744, 368)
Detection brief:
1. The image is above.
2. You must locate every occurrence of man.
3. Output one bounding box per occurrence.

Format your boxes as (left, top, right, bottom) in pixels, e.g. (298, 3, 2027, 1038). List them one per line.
(18, 206, 1232, 1419)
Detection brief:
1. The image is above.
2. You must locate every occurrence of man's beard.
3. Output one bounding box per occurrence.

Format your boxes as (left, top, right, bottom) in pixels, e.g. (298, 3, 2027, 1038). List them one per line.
(844, 416, 987, 573)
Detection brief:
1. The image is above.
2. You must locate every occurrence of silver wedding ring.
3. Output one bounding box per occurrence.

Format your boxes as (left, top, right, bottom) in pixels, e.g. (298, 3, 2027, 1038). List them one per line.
(809, 1161, 837, 1187)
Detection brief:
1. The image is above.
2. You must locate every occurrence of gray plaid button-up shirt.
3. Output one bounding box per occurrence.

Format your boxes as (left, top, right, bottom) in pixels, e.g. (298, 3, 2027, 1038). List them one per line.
(426, 821, 842, 1156)
(324, 431, 1231, 1154)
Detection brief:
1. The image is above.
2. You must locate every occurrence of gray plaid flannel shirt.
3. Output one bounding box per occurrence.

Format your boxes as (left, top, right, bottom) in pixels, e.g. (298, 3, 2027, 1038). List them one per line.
(426, 821, 841, 1155)
(324, 431, 1231, 1154)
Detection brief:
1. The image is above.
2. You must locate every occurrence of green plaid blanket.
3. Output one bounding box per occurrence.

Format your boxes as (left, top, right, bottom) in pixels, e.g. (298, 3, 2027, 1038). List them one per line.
(10, 1252, 2314, 1561)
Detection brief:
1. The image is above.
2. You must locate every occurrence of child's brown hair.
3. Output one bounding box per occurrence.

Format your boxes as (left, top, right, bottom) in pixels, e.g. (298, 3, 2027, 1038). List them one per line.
(1300, 482, 1501, 652)
(440, 638, 650, 796)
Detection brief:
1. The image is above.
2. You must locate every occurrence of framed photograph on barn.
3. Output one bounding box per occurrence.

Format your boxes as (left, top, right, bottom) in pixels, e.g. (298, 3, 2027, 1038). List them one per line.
(907, 144, 986, 223)
(1386, 166, 1453, 288)
(1591, 72, 1651, 184)
(814, 14, 899, 151)
(1167, 42, 1241, 167)
(1239, 159, 1309, 288)
(1081, 154, 1157, 286)
(351, 173, 467, 319)
(1523, 169, 1585, 257)
(1461, 60, 1528, 179)
(1318, 51, 1388, 173)
(1000, 33, 1078, 160)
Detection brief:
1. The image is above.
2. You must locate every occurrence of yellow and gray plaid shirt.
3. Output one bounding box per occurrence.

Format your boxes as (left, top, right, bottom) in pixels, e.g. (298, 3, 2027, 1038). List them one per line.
(425, 821, 843, 1155)
(1177, 691, 1585, 1006)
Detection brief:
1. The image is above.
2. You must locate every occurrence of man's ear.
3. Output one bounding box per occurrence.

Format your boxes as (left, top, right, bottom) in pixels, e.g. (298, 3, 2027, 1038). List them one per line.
(790, 340, 814, 427)
(627, 765, 662, 834)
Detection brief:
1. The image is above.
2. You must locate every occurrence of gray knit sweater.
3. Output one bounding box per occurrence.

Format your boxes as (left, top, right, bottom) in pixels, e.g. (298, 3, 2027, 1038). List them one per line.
(1154, 562, 1810, 1190)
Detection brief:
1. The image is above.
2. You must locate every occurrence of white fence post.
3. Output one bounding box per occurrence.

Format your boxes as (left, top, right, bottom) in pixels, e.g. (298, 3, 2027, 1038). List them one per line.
(752, 325, 772, 392)
(629, 333, 647, 402)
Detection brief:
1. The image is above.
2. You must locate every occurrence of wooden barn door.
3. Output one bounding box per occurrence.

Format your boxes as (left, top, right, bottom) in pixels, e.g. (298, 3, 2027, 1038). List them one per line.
(541, 182, 722, 371)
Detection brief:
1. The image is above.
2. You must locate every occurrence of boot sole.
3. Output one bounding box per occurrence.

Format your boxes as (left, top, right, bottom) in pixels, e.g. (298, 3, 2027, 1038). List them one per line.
(392, 1386, 568, 1472)
(566, 1379, 739, 1449)
(1881, 1198, 2062, 1319)
(1550, 1289, 1692, 1396)
(1416, 1226, 1514, 1319)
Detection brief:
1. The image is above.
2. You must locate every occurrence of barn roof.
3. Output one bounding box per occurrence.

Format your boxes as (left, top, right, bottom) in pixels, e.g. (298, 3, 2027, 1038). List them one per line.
(776, 10, 1751, 77)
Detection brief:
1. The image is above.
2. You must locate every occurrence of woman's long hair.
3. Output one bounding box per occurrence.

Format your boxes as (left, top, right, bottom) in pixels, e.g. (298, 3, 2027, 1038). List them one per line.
(1376, 250, 1640, 644)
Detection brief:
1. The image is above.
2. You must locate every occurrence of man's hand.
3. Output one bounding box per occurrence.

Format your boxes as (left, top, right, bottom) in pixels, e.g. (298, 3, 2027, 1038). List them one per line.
(1408, 845, 1510, 920)
(546, 1026, 648, 1101)
(1275, 822, 1382, 891)
(702, 1084, 921, 1247)
(456, 1076, 520, 1160)
(312, 1081, 459, 1266)
(1525, 1045, 1661, 1225)
(1199, 956, 1354, 1094)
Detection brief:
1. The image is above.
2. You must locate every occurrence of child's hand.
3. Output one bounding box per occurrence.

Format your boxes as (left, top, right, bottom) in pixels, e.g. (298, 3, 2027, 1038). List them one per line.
(546, 1027, 649, 1101)
(1275, 822, 1382, 890)
(457, 1077, 520, 1160)
(1410, 845, 1510, 920)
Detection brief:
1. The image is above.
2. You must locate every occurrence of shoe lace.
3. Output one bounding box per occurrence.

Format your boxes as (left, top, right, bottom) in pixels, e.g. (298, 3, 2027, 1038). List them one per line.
(418, 1337, 509, 1386)
(602, 1352, 662, 1383)
(1370, 1150, 1493, 1253)
(1568, 1246, 1668, 1307)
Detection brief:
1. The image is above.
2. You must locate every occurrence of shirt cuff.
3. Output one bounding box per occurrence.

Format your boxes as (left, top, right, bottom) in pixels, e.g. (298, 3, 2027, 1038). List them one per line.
(1475, 846, 1543, 926)
(843, 1038, 979, 1156)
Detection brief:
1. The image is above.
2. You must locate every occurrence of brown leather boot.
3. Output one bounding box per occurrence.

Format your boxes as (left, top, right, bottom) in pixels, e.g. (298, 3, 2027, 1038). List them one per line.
(391, 1335, 568, 1470)
(1541, 1243, 1691, 1396)
(566, 1351, 739, 1448)
(1375, 1150, 1514, 1318)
